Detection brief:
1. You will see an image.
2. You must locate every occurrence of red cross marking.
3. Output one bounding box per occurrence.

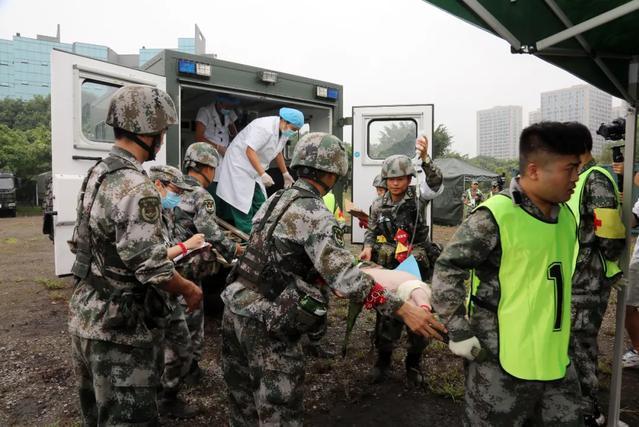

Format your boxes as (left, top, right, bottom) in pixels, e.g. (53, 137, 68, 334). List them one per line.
(594, 212, 602, 230)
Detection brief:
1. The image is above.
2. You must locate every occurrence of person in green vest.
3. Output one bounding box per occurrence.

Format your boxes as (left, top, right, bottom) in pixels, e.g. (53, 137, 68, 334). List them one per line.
(565, 122, 626, 426)
(462, 180, 484, 218)
(487, 180, 500, 199)
(431, 121, 585, 425)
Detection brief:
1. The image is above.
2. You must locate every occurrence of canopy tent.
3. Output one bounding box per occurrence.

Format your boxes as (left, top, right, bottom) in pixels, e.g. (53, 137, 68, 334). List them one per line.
(432, 158, 498, 225)
(421, 1, 638, 424)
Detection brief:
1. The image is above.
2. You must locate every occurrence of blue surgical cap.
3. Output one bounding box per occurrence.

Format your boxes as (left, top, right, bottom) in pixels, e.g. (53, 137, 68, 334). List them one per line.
(215, 94, 241, 105)
(279, 107, 304, 128)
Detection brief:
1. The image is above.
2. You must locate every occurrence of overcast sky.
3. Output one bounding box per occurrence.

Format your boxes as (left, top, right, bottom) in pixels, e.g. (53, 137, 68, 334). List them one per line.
(0, 0, 622, 156)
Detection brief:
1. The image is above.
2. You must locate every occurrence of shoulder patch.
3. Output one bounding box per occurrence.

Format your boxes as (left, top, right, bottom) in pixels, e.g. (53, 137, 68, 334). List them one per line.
(202, 198, 216, 214)
(332, 225, 345, 248)
(139, 197, 160, 223)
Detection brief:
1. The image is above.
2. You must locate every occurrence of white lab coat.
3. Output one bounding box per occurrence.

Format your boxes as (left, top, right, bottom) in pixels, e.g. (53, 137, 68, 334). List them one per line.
(216, 116, 287, 214)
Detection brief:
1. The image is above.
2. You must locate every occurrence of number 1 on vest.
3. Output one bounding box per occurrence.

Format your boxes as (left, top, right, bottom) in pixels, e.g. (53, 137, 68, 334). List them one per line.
(547, 263, 564, 331)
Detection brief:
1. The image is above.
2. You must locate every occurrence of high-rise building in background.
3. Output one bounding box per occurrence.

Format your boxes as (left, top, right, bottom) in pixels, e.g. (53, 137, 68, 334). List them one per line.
(476, 105, 522, 160)
(0, 24, 210, 99)
(528, 108, 541, 126)
(540, 84, 612, 156)
(610, 102, 629, 121)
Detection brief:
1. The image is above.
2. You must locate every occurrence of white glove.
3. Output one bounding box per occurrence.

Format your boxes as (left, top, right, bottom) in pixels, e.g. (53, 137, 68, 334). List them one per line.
(397, 280, 430, 302)
(282, 171, 295, 188)
(449, 336, 482, 361)
(260, 173, 275, 188)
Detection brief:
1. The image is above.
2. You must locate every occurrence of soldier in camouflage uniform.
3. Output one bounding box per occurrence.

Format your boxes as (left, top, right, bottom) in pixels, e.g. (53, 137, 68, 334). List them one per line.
(221, 132, 446, 426)
(150, 165, 205, 418)
(373, 173, 387, 197)
(68, 85, 202, 426)
(174, 142, 244, 382)
(432, 122, 585, 426)
(564, 122, 626, 426)
(360, 137, 444, 385)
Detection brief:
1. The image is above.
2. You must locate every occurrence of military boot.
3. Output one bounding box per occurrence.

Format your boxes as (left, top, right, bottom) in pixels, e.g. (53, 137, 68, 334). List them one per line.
(405, 352, 425, 387)
(304, 341, 336, 359)
(158, 389, 200, 419)
(183, 359, 204, 386)
(370, 351, 392, 384)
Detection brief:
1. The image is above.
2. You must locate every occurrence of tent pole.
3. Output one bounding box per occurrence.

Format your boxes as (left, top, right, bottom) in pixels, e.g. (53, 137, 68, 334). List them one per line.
(459, 0, 522, 51)
(536, 0, 639, 51)
(608, 106, 637, 426)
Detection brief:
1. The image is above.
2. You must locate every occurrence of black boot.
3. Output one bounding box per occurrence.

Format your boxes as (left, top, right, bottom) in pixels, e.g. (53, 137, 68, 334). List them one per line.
(584, 399, 606, 426)
(304, 341, 336, 359)
(183, 359, 204, 386)
(405, 352, 425, 387)
(370, 351, 392, 384)
(158, 389, 200, 419)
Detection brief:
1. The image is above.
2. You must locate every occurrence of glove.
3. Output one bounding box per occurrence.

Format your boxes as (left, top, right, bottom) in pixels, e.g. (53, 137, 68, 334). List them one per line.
(449, 336, 482, 361)
(260, 173, 275, 188)
(283, 171, 295, 188)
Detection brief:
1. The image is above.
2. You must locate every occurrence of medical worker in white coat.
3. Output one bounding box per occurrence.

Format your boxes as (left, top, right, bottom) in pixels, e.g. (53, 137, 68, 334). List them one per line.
(215, 107, 303, 233)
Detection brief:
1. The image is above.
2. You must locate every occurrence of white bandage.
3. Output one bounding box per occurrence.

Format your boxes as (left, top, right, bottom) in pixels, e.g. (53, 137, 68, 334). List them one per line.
(396, 280, 430, 303)
(449, 336, 482, 361)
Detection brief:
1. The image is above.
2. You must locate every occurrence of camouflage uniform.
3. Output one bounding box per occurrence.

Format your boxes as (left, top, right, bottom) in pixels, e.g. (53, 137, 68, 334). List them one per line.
(221, 133, 404, 426)
(570, 159, 625, 417)
(68, 85, 178, 426)
(432, 178, 582, 426)
(174, 142, 238, 364)
(149, 166, 194, 397)
(364, 155, 443, 371)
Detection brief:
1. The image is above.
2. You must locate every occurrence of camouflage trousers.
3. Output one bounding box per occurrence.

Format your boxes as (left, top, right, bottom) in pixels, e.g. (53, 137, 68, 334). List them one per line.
(222, 308, 305, 427)
(70, 335, 161, 426)
(161, 301, 192, 393)
(570, 287, 612, 413)
(464, 358, 582, 426)
(374, 313, 428, 355)
(183, 284, 204, 362)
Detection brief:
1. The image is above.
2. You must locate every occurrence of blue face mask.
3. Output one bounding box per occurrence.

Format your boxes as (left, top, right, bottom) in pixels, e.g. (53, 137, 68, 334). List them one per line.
(282, 129, 296, 139)
(161, 191, 181, 209)
(220, 109, 232, 116)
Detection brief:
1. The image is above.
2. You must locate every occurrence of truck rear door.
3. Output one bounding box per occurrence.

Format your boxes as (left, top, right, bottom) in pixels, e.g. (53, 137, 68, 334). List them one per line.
(50, 50, 167, 276)
(351, 105, 433, 244)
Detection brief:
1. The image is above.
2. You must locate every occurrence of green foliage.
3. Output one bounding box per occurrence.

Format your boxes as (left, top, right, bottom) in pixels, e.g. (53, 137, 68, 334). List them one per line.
(0, 95, 50, 130)
(467, 156, 519, 181)
(433, 124, 453, 158)
(0, 124, 52, 181)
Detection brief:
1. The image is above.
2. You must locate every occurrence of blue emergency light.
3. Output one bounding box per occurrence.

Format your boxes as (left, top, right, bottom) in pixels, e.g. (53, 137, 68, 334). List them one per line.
(315, 85, 339, 101)
(178, 59, 196, 75)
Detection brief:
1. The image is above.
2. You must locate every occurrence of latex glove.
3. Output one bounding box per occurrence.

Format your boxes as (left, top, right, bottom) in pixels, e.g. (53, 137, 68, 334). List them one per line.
(449, 336, 482, 361)
(415, 136, 429, 160)
(283, 171, 295, 188)
(260, 172, 275, 188)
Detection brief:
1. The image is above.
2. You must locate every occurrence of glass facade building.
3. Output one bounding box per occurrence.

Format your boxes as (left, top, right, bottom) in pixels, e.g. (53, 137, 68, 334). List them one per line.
(0, 27, 205, 100)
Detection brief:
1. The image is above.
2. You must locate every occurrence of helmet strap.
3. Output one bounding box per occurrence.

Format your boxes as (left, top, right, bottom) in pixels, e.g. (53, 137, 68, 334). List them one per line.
(129, 133, 159, 161)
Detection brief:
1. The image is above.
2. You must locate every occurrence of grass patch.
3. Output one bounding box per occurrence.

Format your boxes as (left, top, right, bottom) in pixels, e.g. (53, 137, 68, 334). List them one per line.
(36, 277, 66, 290)
(426, 364, 465, 400)
(17, 205, 42, 217)
(49, 291, 66, 301)
(3, 237, 18, 244)
(598, 357, 612, 375)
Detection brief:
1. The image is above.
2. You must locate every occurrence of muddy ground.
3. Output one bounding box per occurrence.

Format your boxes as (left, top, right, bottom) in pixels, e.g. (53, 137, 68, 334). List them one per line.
(0, 216, 638, 426)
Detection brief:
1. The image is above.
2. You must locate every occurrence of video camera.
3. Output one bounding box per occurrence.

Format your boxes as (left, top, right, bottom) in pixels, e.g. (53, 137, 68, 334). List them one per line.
(597, 118, 626, 141)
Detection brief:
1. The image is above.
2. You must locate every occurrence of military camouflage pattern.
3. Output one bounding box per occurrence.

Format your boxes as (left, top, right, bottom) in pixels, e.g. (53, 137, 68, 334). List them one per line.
(381, 154, 417, 179)
(465, 356, 582, 426)
(157, 207, 193, 393)
(183, 141, 220, 169)
(290, 132, 349, 177)
(106, 84, 177, 135)
(570, 159, 625, 414)
(372, 173, 387, 189)
(68, 145, 174, 348)
(222, 310, 304, 426)
(365, 160, 442, 355)
(173, 174, 236, 362)
(149, 165, 193, 191)
(221, 179, 404, 425)
(71, 336, 161, 426)
(431, 178, 582, 424)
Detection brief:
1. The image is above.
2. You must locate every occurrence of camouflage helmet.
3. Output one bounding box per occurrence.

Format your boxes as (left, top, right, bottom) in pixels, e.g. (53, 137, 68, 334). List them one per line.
(149, 165, 193, 191)
(381, 154, 416, 179)
(290, 132, 348, 177)
(106, 85, 177, 135)
(183, 142, 220, 170)
(372, 174, 387, 189)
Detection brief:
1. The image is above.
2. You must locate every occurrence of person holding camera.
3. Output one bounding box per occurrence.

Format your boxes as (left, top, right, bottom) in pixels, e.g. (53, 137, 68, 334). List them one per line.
(565, 122, 626, 426)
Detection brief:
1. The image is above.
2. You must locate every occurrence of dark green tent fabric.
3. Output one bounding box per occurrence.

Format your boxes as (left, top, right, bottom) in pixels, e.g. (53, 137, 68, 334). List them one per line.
(423, 0, 639, 105)
(432, 158, 498, 225)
